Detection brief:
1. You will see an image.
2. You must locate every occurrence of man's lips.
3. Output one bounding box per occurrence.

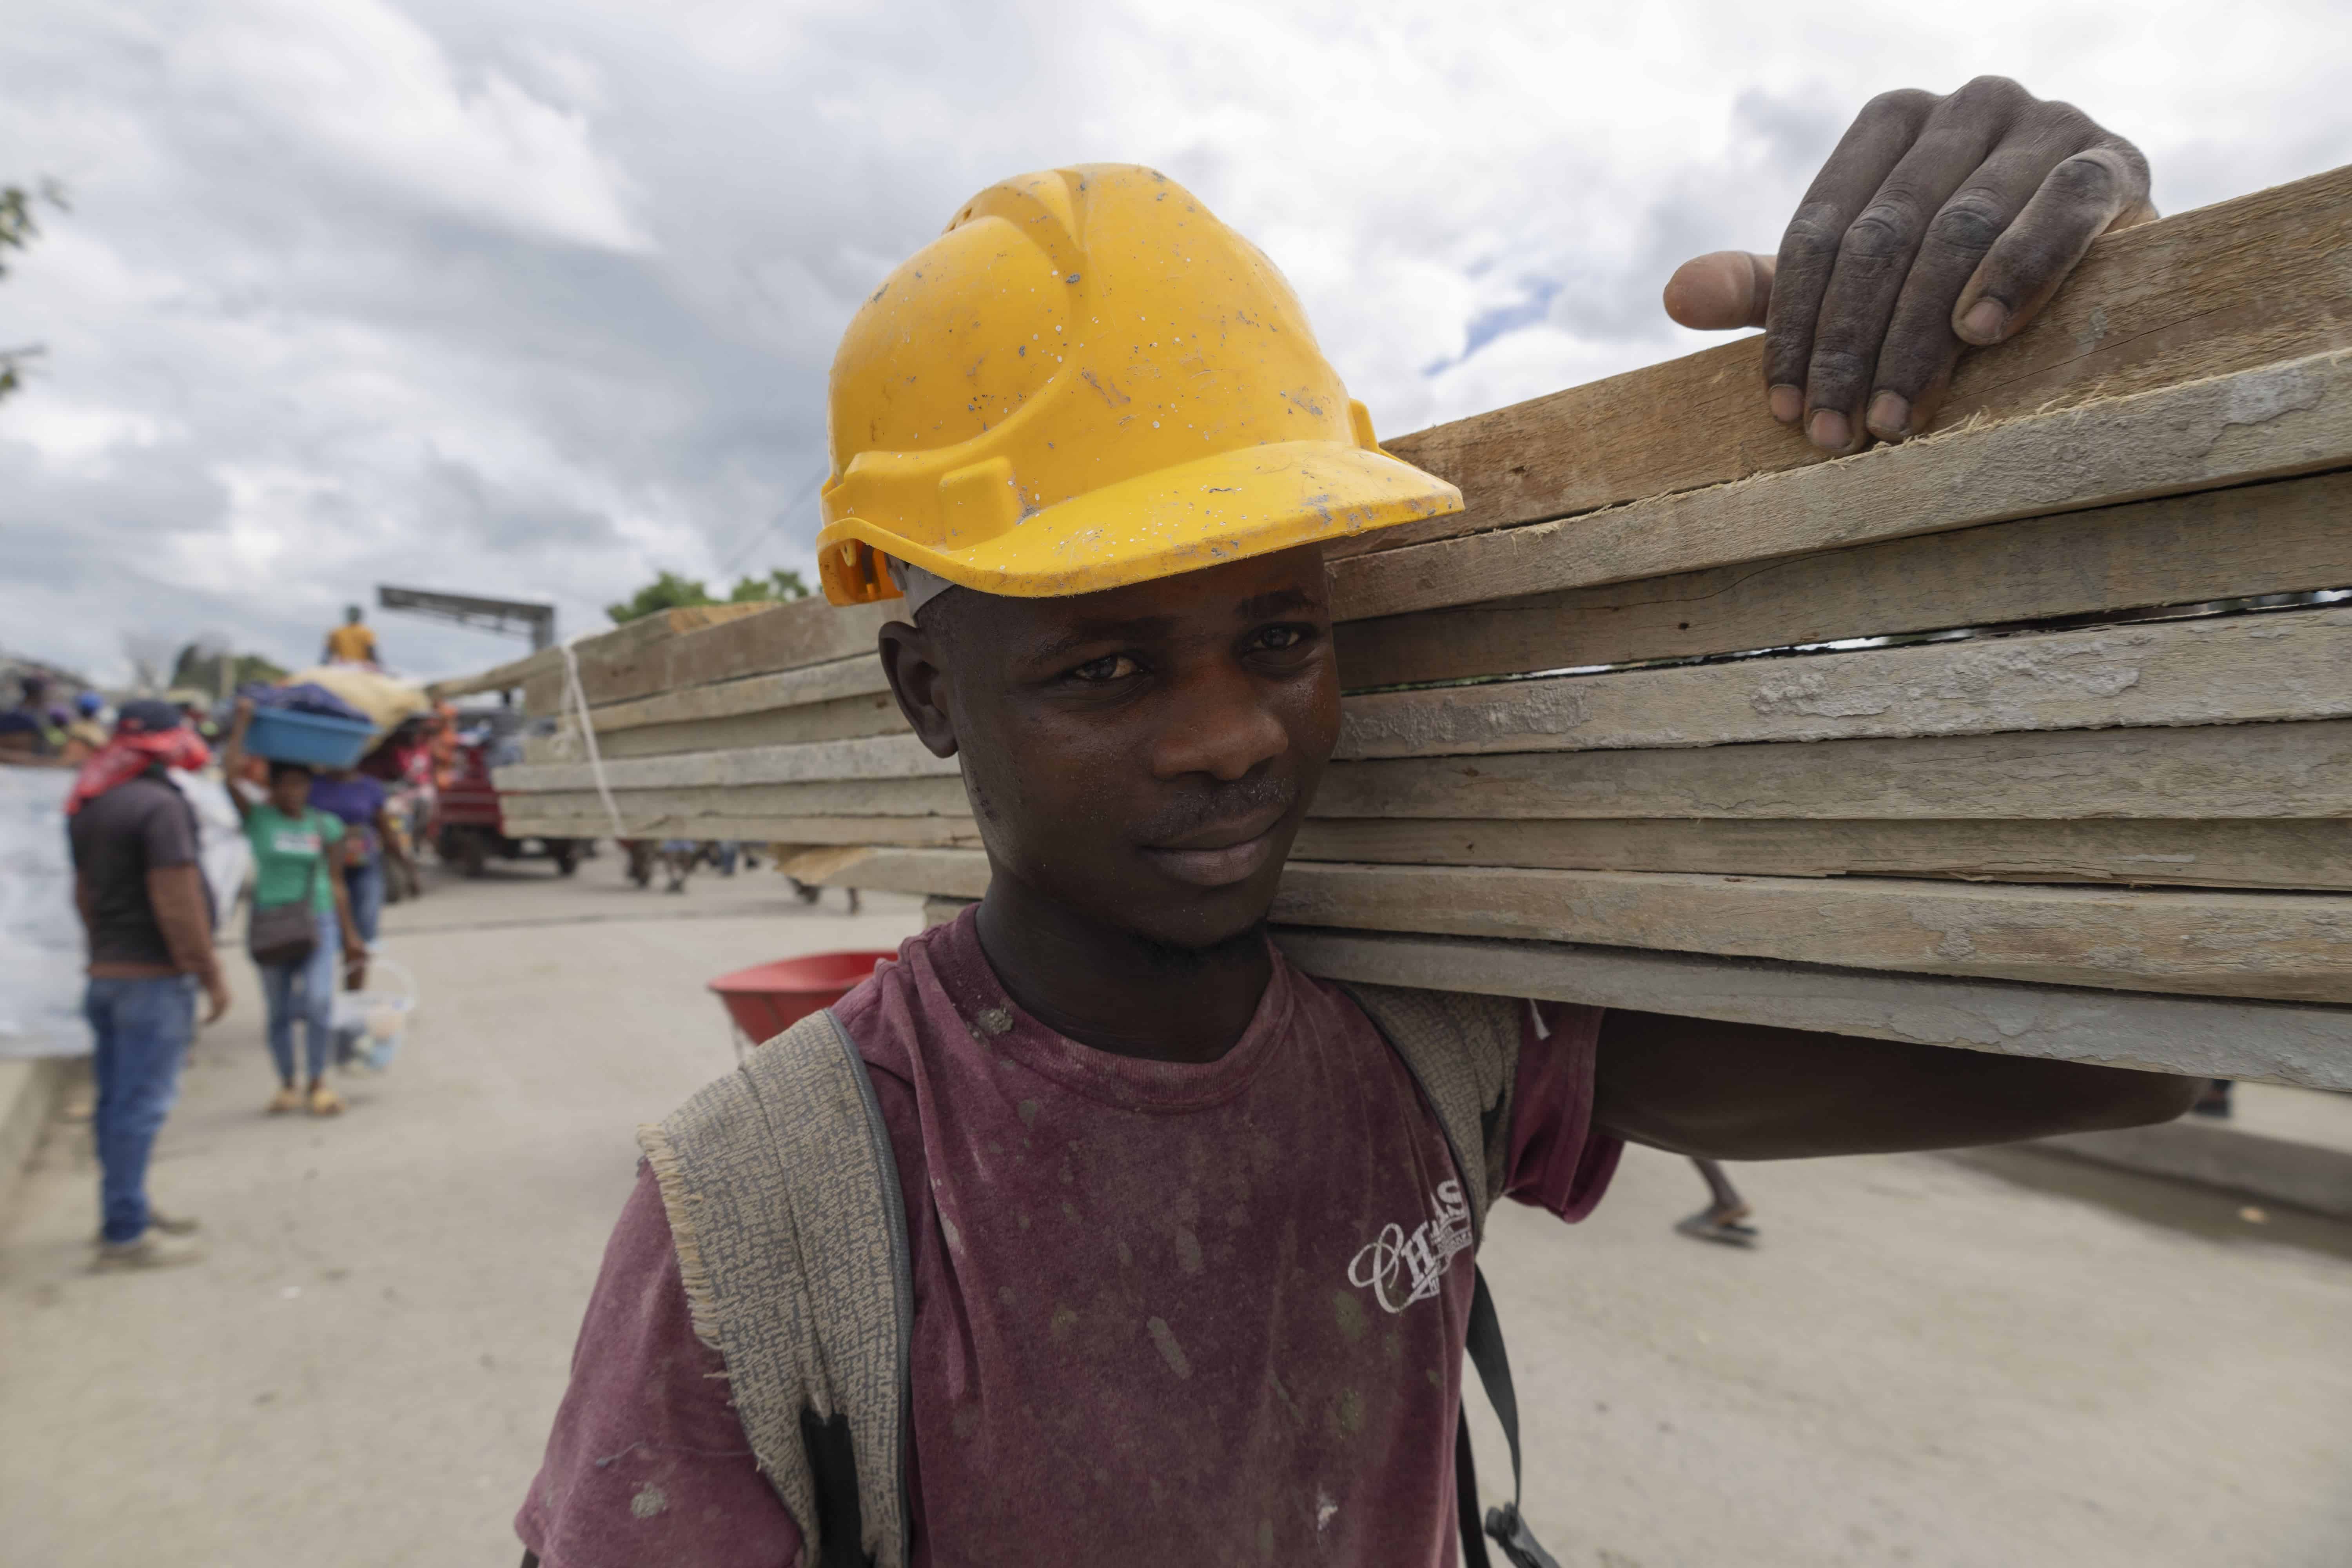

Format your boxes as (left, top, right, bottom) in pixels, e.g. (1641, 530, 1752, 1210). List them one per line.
(1139, 804, 1290, 889)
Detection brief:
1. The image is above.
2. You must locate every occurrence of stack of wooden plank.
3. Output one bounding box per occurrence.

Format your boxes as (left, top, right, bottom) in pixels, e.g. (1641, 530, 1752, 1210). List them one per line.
(458, 164, 2352, 1091)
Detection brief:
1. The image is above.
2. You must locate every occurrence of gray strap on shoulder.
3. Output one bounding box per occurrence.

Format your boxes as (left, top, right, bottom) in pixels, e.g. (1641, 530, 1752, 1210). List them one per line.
(638, 1008, 913, 1568)
(1342, 982, 1558, 1568)
(1339, 982, 1521, 1236)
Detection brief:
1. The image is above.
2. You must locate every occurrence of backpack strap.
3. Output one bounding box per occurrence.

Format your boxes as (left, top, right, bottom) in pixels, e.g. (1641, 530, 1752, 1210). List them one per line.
(637, 1008, 912, 1568)
(1339, 983, 1521, 1238)
(1342, 983, 1561, 1568)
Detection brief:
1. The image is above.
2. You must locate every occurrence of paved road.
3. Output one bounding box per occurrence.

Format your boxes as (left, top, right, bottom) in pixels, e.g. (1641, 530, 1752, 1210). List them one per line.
(3, 856, 2347, 1566)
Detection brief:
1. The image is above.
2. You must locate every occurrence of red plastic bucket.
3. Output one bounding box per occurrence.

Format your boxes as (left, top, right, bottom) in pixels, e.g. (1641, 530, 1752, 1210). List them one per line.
(707, 950, 897, 1043)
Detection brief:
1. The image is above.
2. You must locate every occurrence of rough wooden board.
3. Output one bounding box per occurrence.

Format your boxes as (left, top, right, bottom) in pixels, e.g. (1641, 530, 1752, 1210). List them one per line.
(807, 846, 988, 898)
(1357, 162, 2352, 560)
(895, 899, 2352, 1088)
(1315, 720, 2352, 821)
(1337, 604, 2352, 760)
(495, 731, 956, 795)
(1288, 817, 2351, 889)
(569, 655, 890, 733)
(1336, 466, 2352, 687)
(528, 690, 909, 762)
(514, 715, 2352, 824)
(507, 809, 2342, 889)
(1338, 351, 2352, 628)
(1269, 929, 2352, 1091)
(503, 776, 973, 823)
(559, 598, 895, 710)
(502, 812, 984, 847)
(430, 648, 560, 702)
(427, 603, 776, 700)
(1272, 862, 2352, 1003)
(808, 846, 2352, 1003)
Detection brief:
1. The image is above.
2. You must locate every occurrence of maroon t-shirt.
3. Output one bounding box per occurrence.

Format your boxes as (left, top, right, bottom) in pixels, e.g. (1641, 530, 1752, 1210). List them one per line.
(518, 909, 1620, 1566)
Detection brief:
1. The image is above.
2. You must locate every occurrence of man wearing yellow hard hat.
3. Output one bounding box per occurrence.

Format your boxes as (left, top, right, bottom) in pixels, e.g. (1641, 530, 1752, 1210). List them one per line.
(520, 83, 2189, 1568)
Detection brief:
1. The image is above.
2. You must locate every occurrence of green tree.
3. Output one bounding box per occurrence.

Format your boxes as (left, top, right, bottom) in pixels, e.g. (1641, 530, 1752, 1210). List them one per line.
(0, 181, 66, 402)
(606, 570, 717, 624)
(607, 566, 811, 625)
(172, 644, 289, 695)
(728, 568, 811, 604)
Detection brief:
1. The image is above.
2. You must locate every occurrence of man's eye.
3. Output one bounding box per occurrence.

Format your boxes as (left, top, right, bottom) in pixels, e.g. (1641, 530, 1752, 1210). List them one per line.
(1069, 653, 1140, 683)
(1252, 624, 1309, 652)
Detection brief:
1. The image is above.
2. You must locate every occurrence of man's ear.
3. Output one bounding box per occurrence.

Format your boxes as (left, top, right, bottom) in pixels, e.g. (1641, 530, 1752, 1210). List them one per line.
(877, 621, 959, 759)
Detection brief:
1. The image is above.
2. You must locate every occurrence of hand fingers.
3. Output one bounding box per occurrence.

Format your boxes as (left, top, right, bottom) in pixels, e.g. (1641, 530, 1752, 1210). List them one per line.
(1954, 141, 2152, 344)
(1800, 77, 2034, 452)
(1662, 252, 1773, 330)
(1763, 88, 1939, 424)
(1860, 135, 2077, 440)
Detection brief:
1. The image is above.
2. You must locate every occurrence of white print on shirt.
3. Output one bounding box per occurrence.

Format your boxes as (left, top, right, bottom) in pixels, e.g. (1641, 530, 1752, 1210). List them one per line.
(271, 831, 322, 856)
(1347, 1178, 1474, 1314)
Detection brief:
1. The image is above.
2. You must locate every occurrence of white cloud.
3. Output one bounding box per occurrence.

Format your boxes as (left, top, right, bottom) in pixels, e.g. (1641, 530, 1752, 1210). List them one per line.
(176, 0, 649, 252)
(1, 392, 173, 470)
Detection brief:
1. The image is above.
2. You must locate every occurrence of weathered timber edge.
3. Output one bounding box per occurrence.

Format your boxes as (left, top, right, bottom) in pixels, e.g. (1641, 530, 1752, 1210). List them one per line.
(904, 900, 2352, 1089)
(1271, 929, 2352, 1091)
(1335, 348, 2352, 622)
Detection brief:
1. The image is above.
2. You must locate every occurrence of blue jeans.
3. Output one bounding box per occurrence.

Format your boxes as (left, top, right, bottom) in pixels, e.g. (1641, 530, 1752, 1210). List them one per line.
(84, 975, 197, 1244)
(343, 855, 384, 944)
(258, 907, 338, 1085)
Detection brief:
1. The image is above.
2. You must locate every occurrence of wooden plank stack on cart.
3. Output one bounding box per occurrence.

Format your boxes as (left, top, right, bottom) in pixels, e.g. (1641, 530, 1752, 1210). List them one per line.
(451, 164, 2352, 1092)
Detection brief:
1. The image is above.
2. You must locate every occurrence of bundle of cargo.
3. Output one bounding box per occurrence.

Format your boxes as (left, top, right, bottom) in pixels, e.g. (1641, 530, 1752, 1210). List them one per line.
(456, 164, 2352, 1092)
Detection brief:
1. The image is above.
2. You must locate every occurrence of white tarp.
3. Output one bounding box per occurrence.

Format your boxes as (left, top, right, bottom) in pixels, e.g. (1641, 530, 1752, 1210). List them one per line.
(0, 765, 251, 1060)
(0, 766, 85, 1057)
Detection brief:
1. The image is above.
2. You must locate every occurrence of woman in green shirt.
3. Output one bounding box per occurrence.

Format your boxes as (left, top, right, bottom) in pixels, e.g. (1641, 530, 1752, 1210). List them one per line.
(223, 701, 367, 1116)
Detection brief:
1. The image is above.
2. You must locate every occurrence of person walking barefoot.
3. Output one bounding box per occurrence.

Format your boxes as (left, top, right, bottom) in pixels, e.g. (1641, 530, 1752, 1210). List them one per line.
(221, 700, 367, 1116)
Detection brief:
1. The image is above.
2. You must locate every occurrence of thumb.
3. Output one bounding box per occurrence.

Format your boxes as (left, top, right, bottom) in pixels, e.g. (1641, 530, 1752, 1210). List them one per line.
(1663, 250, 1775, 330)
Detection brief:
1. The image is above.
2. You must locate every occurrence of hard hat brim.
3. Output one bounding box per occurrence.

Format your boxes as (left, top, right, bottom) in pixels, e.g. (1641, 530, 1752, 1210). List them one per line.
(818, 439, 1462, 603)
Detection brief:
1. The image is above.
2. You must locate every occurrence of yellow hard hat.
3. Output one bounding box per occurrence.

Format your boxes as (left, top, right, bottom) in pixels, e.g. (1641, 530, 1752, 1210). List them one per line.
(816, 164, 1463, 605)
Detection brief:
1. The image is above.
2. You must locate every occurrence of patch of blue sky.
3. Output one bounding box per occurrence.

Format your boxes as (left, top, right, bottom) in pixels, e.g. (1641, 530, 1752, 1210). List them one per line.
(1421, 278, 1563, 377)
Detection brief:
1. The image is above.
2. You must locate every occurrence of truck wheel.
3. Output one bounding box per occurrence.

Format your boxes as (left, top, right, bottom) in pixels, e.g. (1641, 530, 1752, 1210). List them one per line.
(552, 841, 579, 876)
(454, 829, 489, 879)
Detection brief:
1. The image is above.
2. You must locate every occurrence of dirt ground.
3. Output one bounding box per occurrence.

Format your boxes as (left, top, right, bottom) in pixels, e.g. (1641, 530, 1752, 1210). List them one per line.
(3, 853, 2347, 1566)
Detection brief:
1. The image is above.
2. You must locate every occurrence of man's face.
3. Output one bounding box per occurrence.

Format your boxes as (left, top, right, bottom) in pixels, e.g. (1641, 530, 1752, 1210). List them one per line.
(882, 546, 1338, 951)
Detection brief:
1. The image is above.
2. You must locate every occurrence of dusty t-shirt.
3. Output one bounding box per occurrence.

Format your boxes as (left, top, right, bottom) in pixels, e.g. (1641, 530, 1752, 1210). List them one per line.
(244, 805, 342, 914)
(517, 910, 1620, 1566)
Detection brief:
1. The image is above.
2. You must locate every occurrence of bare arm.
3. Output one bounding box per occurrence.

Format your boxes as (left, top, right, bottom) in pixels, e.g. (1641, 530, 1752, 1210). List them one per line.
(149, 863, 231, 1024)
(220, 700, 256, 822)
(1593, 1009, 2196, 1161)
(328, 846, 364, 958)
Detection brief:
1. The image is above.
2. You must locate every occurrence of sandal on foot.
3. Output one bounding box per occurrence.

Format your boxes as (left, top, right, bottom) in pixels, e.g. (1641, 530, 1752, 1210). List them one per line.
(1675, 1209, 1760, 1248)
(307, 1085, 346, 1117)
(267, 1085, 304, 1115)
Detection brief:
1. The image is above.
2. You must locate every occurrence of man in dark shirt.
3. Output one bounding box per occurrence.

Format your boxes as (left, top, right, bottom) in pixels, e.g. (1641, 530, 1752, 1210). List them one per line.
(66, 700, 232, 1269)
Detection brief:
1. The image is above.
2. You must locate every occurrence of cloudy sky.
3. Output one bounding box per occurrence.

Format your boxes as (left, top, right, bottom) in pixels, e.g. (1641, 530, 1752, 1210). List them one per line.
(4, 0, 2348, 685)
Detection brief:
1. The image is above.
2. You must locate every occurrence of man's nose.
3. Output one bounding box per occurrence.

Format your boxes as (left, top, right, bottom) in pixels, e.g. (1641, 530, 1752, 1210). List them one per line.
(1149, 660, 1288, 783)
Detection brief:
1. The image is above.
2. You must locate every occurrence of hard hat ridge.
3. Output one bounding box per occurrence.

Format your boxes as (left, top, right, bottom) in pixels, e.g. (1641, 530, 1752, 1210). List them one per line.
(817, 164, 1462, 605)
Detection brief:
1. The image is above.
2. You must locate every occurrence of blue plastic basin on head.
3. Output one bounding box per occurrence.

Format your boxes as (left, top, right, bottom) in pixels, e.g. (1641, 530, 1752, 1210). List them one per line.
(244, 707, 376, 769)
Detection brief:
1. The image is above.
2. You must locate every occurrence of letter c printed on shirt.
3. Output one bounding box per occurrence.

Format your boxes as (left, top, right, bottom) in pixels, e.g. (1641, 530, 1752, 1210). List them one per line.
(1346, 1179, 1474, 1315)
